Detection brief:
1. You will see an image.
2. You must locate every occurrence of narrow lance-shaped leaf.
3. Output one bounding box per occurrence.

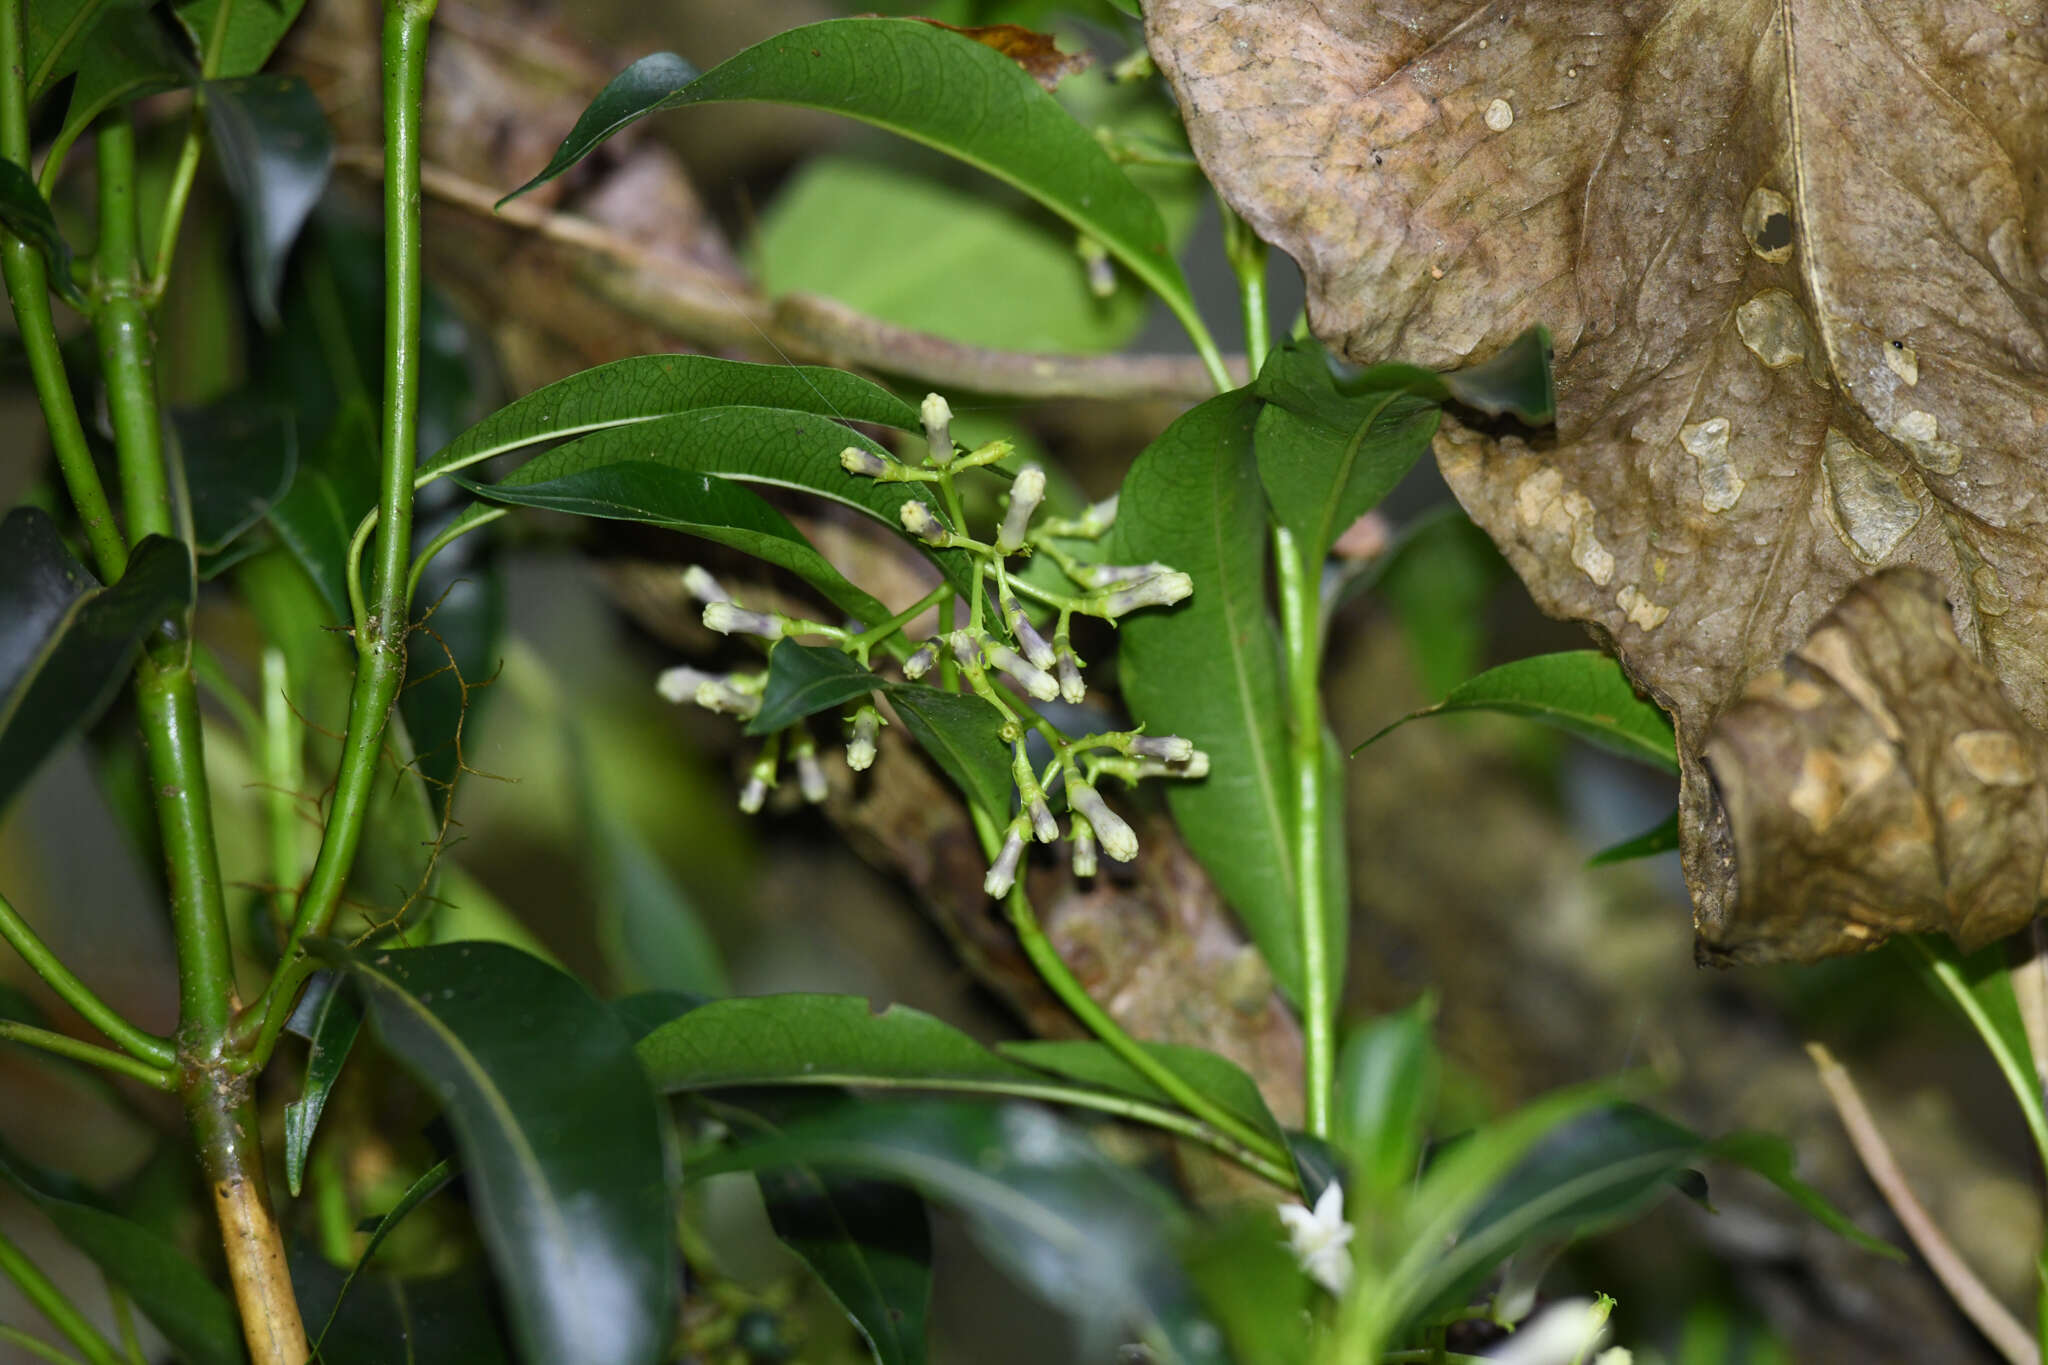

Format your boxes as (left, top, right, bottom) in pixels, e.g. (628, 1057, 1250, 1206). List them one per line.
(49, 6, 186, 176)
(0, 520, 194, 813)
(1334, 998, 1440, 1206)
(0, 158, 86, 307)
(420, 353, 920, 483)
(1588, 810, 1680, 867)
(283, 970, 364, 1198)
(500, 19, 1199, 326)
(1357, 651, 1679, 774)
(752, 640, 883, 736)
(172, 0, 310, 78)
(310, 940, 677, 1365)
(204, 74, 334, 328)
(759, 1164, 932, 1365)
(997, 1039, 1290, 1159)
(173, 403, 299, 555)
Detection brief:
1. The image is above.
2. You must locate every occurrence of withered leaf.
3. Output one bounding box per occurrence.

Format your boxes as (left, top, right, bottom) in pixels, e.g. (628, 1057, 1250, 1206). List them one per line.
(1702, 570, 2048, 963)
(1146, 2, 2048, 957)
(910, 20, 1092, 91)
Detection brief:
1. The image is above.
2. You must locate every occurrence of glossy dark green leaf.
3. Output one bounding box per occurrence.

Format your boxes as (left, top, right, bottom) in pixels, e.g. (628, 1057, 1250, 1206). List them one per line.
(172, 0, 309, 78)
(1111, 393, 1328, 1004)
(1349, 505, 1510, 700)
(884, 684, 1012, 824)
(1252, 338, 1443, 564)
(51, 6, 187, 172)
(298, 1254, 514, 1365)
(456, 464, 890, 625)
(173, 402, 298, 553)
(1357, 651, 1678, 774)
(1335, 998, 1439, 1205)
(998, 1039, 1288, 1158)
(0, 157, 85, 308)
(266, 398, 377, 618)
(305, 1156, 462, 1351)
(611, 990, 706, 1043)
(203, 74, 334, 328)
(0, 1140, 241, 1365)
(751, 641, 881, 736)
(1900, 935, 2048, 1184)
(310, 940, 676, 1365)
(1704, 1131, 1898, 1259)
(420, 353, 918, 483)
(696, 1100, 1224, 1364)
(1588, 810, 1680, 867)
(283, 970, 362, 1198)
(0, 522, 192, 813)
(502, 20, 1196, 322)
(25, 0, 140, 99)
(757, 1161, 931, 1365)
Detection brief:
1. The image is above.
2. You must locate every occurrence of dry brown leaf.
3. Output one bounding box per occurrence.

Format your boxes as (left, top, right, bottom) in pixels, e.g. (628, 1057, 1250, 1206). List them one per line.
(1702, 570, 2048, 962)
(909, 19, 1093, 90)
(1146, 2, 2048, 958)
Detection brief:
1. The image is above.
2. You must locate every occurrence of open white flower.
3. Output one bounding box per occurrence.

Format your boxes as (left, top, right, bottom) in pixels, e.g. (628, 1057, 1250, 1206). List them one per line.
(1278, 1180, 1353, 1295)
(1486, 1297, 1614, 1365)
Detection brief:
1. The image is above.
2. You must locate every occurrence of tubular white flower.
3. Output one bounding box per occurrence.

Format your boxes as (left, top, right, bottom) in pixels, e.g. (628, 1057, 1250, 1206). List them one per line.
(1005, 601, 1057, 671)
(983, 824, 1027, 898)
(681, 565, 729, 603)
(1101, 571, 1193, 617)
(1066, 781, 1137, 862)
(996, 465, 1046, 553)
(655, 666, 716, 705)
(1279, 1181, 1353, 1295)
(902, 641, 940, 680)
(847, 707, 882, 771)
(949, 631, 981, 669)
(984, 642, 1059, 702)
(840, 445, 893, 478)
(1073, 560, 1170, 590)
(795, 751, 829, 804)
(1070, 816, 1098, 877)
(921, 392, 953, 464)
(1028, 797, 1059, 844)
(737, 774, 769, 813)
(1130, 734, 1195, 763)
(694, 679, 762, 720)
(899, 500, 948, 546)
(1055, 647, 1086, 705)
(703, 601, 784, 639)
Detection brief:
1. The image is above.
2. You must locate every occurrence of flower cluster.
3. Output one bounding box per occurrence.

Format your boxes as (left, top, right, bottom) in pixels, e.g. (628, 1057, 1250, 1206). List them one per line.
(657, 392, 1207, 897)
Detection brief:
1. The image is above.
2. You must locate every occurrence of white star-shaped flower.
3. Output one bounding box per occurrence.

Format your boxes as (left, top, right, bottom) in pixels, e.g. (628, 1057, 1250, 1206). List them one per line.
(1278, 1179, 1354, 1294)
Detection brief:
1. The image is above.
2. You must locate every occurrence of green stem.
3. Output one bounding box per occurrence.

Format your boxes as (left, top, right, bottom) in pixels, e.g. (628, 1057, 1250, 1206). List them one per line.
(103, 1282, 143, 1365)
(0, 1229, 123, 1365)
(260, 647, 303, 940)
(405, 506, 503, 604)
(1275, 526, 1335, 1138)
(0, 1021, 175, 1089)
(0, 1, 123, 577)
(92, 114, 171, 546)
(145, 118, 206, 302)
(0, 1323, 91, 1365)
(252, 0, 439, 1025)
(1223, 201, 1270, 375)
(0, 891, 174, 1067)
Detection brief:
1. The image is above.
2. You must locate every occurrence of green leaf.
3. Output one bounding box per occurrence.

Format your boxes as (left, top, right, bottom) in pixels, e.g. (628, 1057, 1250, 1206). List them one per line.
(998, 1039, 1289, 1158)
(457, 464, 891, 626)
(0, 157, 85, 308)
(310, 940, 677, 1365)
(420, 353, 918, 484)
(1349, 505, 1510, 699)
(1331, 326, 1556, 427)
(1900, 935, 2048, 1178)
(203, 74, 334, 328)
(696, 1099, 1224, 1364)
(755, 1155, 932, 1365)
(752, 640, 882, 736)
(283, 970, 363, 1198)
(266, 397, 375, 617)
(1110, 393, 1310, 1001)
(172, 0, 310, 78)
(298, 1255, 513, 1365)
(1588, 809, 1680, 867)
(1705, 1131, 1900, 1260)
(590, 805, 729, 1000)
(884, 684, 1012, 824)
(754, 156, 1149, 354)
(52, 6, 187, 171)
(173, 402, 299, 554)
(0, 518, 193, 813)
(1335, 998, 1439, 1206)
(502, 20, 1197, 323)
(1356, 651, 1678, 774)
(0, 1140, 241, 1365)
(25, 0, 134, 100)
(1252, 338, 1443, 564)
(1181, 1210, 1314, 1365)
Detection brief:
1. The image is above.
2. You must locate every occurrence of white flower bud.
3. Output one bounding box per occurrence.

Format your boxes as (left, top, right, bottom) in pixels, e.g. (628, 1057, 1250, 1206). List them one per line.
(1028, 797, 1059, 843)
(655, 665, 715, 705)
(694, 679, 762, 720)
(1131, 734, 1195, 763)
(841, 446, 893, 478)
(949, 631, 981, 669)
(983, 825, 1027, 898)
(899, 500, 948, 546)
(903, 641, 940, 680)
(795, 751, 828, 804)
(1070, 817, 1098, 878)
(1004, 603, 1057, 671)
(703, 601, 783, 639)
(997, 465, 1046, 553)
(1067, 782, 1137, 862)
(681, 566, 729, 603)
(1079, 494, 1117, 536)
(1101, 571, 1193, 618)
(984, 642, 1059, 702)
(847, 707, 882, 771)
(921, 393, 953, 465)
(1055, 648, 1086, 705)
(738, 775, 769, 813)
(1073, 560, 1170, 590)
(1176, 749, 1210, 779)
(1085, 251, 1116, 299)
